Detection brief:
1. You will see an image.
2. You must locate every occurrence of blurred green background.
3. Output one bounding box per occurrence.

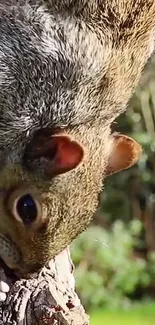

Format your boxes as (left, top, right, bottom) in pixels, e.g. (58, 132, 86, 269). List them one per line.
(71, 55, 155, 324)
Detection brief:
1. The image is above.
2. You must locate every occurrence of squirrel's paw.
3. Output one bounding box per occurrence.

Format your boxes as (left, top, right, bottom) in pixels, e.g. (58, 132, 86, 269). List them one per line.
(0, 280, 9, 302)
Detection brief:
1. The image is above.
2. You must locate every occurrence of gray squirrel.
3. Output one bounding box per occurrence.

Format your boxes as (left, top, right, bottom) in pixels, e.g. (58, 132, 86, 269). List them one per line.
(0, 0, 154, 301)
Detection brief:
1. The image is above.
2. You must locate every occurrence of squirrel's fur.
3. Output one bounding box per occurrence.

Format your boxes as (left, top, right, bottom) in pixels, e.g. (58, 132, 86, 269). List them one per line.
(0, 0, 154, 275)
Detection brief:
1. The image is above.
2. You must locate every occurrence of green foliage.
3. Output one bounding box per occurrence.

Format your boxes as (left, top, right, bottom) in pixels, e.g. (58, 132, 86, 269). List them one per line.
(98, 55, 155, 251)
(71, 221, 152, 310)
(90, 303, 155, 325)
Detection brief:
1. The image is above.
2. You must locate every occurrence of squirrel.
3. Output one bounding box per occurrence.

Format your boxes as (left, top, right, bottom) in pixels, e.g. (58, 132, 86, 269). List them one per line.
(0, 0, 154, 300)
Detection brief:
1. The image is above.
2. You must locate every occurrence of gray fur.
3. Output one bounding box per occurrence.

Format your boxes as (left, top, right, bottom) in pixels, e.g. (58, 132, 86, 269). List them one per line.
(0, 0, 153, 166)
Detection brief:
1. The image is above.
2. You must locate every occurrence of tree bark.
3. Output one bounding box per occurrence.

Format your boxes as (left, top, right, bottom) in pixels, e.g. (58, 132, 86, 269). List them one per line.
(0, 248, 89, 325)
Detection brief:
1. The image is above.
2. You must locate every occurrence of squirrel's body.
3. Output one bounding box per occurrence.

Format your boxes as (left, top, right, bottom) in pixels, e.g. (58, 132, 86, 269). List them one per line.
(0, 0, 154, 276)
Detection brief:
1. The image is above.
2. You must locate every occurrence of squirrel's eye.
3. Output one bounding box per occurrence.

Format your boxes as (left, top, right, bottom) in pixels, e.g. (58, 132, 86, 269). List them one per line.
(16, 194, 38, 225)
(6, 187, 42, 226)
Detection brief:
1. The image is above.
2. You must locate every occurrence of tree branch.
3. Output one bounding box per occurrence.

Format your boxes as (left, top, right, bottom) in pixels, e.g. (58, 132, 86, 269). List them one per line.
(0, 248, 89, 325)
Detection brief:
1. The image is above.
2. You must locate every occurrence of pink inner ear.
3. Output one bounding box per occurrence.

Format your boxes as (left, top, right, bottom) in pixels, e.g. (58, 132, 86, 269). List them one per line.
(47, 135, 84, 176)
(24, 128, 84, 177)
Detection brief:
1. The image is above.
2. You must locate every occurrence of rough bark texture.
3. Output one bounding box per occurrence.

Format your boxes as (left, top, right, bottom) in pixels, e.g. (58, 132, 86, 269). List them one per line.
(0, 248, 89, 325)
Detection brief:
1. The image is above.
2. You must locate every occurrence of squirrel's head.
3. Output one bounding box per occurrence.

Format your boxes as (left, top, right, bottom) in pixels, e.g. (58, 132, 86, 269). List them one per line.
(0, 0, 154, 275)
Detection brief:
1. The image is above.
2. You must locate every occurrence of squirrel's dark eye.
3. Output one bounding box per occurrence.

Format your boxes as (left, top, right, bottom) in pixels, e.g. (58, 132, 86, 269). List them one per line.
(16, 194, 38, 225)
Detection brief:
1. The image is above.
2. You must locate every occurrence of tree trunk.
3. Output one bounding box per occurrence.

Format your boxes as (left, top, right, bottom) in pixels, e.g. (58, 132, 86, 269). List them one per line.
(0, 248, 89, 325)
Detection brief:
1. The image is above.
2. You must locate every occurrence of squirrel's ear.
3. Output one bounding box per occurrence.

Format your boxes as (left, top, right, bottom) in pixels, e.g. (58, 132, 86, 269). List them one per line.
(106, 135, 142, 176)
(25, 132, 84, 177)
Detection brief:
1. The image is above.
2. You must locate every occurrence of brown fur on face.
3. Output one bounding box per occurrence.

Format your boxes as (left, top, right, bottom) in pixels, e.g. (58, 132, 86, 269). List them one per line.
(0, 0, 153, 276)
(0, 125, 114, 274)
(0, 124, 142, 276)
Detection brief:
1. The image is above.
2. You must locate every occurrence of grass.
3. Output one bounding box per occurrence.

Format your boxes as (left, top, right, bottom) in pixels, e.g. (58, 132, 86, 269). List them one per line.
(90, 303, 155, 325)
